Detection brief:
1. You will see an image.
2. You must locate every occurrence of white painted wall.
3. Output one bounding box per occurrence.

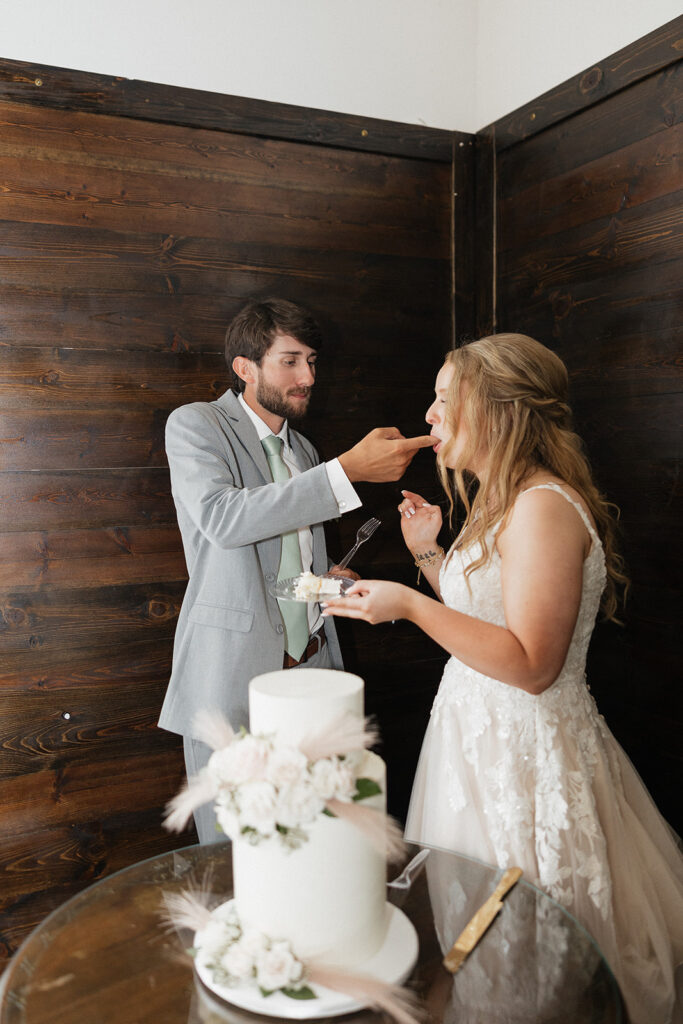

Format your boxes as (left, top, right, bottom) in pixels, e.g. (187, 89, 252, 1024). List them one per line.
(0, 0, 680, 133)
(0, 0, 477, 129)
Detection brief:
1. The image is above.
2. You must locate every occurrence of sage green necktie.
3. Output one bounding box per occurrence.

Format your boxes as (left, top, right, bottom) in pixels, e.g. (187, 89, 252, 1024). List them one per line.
(261, 434, 309, 661)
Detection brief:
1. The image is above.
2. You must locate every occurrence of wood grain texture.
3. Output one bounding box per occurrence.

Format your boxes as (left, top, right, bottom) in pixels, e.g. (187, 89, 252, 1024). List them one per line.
(498, 62, 681, 197)
(0, 469, 177, 531)
(0, 97, 448, 198)
(0, 56, 453, 965)
(0, 581, 183, 656)
(0, 60, 453, 162)
(0, 526, 186, 586)
(499, 121, 681, 250)
(0, 346, 227, 410)
(0, 410, 174, 470)
(498, 190, 683, 294)
(0, 150, 450, 257)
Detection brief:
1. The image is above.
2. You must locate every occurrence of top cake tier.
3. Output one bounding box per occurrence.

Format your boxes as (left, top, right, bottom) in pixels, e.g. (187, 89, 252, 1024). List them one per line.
(249, 668, 364, 743)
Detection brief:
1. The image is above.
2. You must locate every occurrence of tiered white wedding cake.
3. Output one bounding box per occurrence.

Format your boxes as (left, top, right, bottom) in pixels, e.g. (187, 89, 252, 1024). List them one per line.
(164, 666, 419, 1017)
(232, 668, 388, 966)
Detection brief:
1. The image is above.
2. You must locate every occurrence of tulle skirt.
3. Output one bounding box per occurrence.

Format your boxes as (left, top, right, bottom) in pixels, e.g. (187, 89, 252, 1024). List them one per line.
(405, 663, 683, 1024)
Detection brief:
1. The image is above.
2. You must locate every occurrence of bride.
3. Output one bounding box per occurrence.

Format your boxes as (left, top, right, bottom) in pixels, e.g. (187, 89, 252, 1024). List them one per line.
(323, 334, 683, 1023)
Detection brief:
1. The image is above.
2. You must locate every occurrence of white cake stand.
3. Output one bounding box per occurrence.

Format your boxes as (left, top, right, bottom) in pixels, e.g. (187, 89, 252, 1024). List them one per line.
(194, 901, 419, 1020)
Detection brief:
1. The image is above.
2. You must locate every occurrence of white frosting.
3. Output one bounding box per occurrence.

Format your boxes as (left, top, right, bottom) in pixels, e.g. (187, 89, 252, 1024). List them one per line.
(293, 571, 343, 599)
(249, 667, 364, 746)
(234, 669, 389, 967)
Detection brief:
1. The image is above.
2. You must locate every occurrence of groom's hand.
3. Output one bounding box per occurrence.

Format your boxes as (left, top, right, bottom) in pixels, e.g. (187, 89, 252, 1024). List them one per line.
(339, 428, 434, 483)
(327, 565, 360, 581)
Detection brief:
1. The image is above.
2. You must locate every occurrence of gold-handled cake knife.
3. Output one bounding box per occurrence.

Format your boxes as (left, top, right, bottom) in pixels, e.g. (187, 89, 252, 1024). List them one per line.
(442, 866, 523, 974)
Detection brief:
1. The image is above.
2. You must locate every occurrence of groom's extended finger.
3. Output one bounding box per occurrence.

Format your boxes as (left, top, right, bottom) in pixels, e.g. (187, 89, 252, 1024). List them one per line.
(397, 435, 436, 453)
(386, 435, 435, 480)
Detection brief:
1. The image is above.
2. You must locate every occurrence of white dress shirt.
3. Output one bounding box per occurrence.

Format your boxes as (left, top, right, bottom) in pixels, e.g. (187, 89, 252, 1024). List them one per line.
(239, 394, 361, 634)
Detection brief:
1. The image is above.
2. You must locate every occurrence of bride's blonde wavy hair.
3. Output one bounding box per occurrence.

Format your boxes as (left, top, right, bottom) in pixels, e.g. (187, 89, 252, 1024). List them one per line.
(438, 333, 628, 621)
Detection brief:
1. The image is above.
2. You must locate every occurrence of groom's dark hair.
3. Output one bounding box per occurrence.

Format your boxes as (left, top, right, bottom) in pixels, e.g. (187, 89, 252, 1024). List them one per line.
(225, 297, 323, 393)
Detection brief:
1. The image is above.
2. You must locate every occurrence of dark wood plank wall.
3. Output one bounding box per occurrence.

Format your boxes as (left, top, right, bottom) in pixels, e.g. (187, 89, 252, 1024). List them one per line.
(479, 17, 683, 831)
(0, 63, 456, 964)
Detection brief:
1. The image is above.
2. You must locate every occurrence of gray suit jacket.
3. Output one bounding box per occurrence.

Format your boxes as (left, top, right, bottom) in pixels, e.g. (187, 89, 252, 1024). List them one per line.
(158, 389, 344, 738)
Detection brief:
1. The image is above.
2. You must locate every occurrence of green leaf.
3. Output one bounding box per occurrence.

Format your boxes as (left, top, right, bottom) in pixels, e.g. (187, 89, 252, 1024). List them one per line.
(353, 777, 382, 801)
(259, 987, 275, 998)
(283, 986, 317, 1000)
(322, 807, 336, 817)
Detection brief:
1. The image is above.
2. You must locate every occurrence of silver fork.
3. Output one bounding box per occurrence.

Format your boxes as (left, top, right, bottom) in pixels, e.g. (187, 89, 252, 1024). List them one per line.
(336, 517, 381, 570)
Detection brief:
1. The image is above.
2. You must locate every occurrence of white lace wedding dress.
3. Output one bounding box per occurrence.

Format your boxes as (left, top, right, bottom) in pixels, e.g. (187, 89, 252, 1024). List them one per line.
(405, 483, 683, 1023)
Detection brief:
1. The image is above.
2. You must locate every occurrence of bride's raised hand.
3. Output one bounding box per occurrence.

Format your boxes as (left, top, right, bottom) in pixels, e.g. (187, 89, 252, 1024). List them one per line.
(322, 579, 412, 625)
(398, 489, 442, 554)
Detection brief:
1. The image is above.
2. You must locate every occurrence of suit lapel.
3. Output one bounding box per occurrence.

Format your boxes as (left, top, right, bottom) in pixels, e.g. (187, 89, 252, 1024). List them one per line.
(288, 429, 315, 472)
(215, 390, 288, 591)
(290, 432, 327, 572)
(216, 390, 271, 482)
(215, 390, 324, 581)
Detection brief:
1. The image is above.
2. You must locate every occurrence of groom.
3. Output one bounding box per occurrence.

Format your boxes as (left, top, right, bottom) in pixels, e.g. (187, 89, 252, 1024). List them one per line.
(158, 297, 432, 841)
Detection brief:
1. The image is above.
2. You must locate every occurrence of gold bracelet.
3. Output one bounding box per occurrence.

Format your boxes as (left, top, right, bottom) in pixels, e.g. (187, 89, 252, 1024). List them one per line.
(414, 546, 445, 583)
(414, 546, 445, 568)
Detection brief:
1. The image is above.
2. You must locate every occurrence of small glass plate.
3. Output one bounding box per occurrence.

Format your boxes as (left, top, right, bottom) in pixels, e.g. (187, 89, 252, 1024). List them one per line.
(269, 575, 355, 603)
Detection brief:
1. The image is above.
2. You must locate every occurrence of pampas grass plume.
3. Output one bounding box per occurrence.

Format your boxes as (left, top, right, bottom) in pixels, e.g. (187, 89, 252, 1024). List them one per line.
(326, 799, 406, 863)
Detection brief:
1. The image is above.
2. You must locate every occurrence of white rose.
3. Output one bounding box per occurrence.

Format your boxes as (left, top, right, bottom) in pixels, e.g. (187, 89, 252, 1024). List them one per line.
(221, 942, 255, 981)
(310, 758, 337, 800)
(275, 782, 324, 829)
(271, 940, 303, 983)
(240, 929, 269, 958)
(196, 919, 232, 961)
(209, 735, 271, 787)
(256, 946, 301, 991)
(311, 757, 355, 802)
(212, 903, 241, 933)
(265, 745, 308, 788)
(330, 759, 356, 801)
(207, 745, 239, 787)
(236, 780, 278, 835)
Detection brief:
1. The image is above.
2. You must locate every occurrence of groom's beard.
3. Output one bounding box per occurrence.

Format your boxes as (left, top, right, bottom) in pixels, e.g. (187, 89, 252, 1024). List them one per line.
(256, 380, 312, 421)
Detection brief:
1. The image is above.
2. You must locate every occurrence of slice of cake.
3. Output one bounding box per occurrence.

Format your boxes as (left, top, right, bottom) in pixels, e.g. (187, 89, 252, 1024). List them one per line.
(293, 570, 344, 600)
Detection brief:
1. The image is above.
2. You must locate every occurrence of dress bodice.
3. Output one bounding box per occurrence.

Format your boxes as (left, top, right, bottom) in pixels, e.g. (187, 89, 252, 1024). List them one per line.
(439, 483, 606, 697)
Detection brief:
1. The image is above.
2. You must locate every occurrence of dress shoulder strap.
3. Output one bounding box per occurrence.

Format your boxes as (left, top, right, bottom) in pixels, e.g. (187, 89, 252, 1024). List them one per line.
(520, 483, 601, 549)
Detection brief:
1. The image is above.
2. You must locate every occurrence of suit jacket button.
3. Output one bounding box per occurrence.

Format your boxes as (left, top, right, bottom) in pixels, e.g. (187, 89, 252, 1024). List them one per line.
(265, 573, 275, 583)
(276, 624, 284, 634)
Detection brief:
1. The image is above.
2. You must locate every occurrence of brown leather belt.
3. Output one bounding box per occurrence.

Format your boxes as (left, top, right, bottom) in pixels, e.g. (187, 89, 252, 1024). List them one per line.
(283, 631, 326, 669)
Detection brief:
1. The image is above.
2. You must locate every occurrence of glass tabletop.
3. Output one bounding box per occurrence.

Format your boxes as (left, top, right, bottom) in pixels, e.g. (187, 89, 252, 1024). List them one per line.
(0, 841, 624, 1024)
